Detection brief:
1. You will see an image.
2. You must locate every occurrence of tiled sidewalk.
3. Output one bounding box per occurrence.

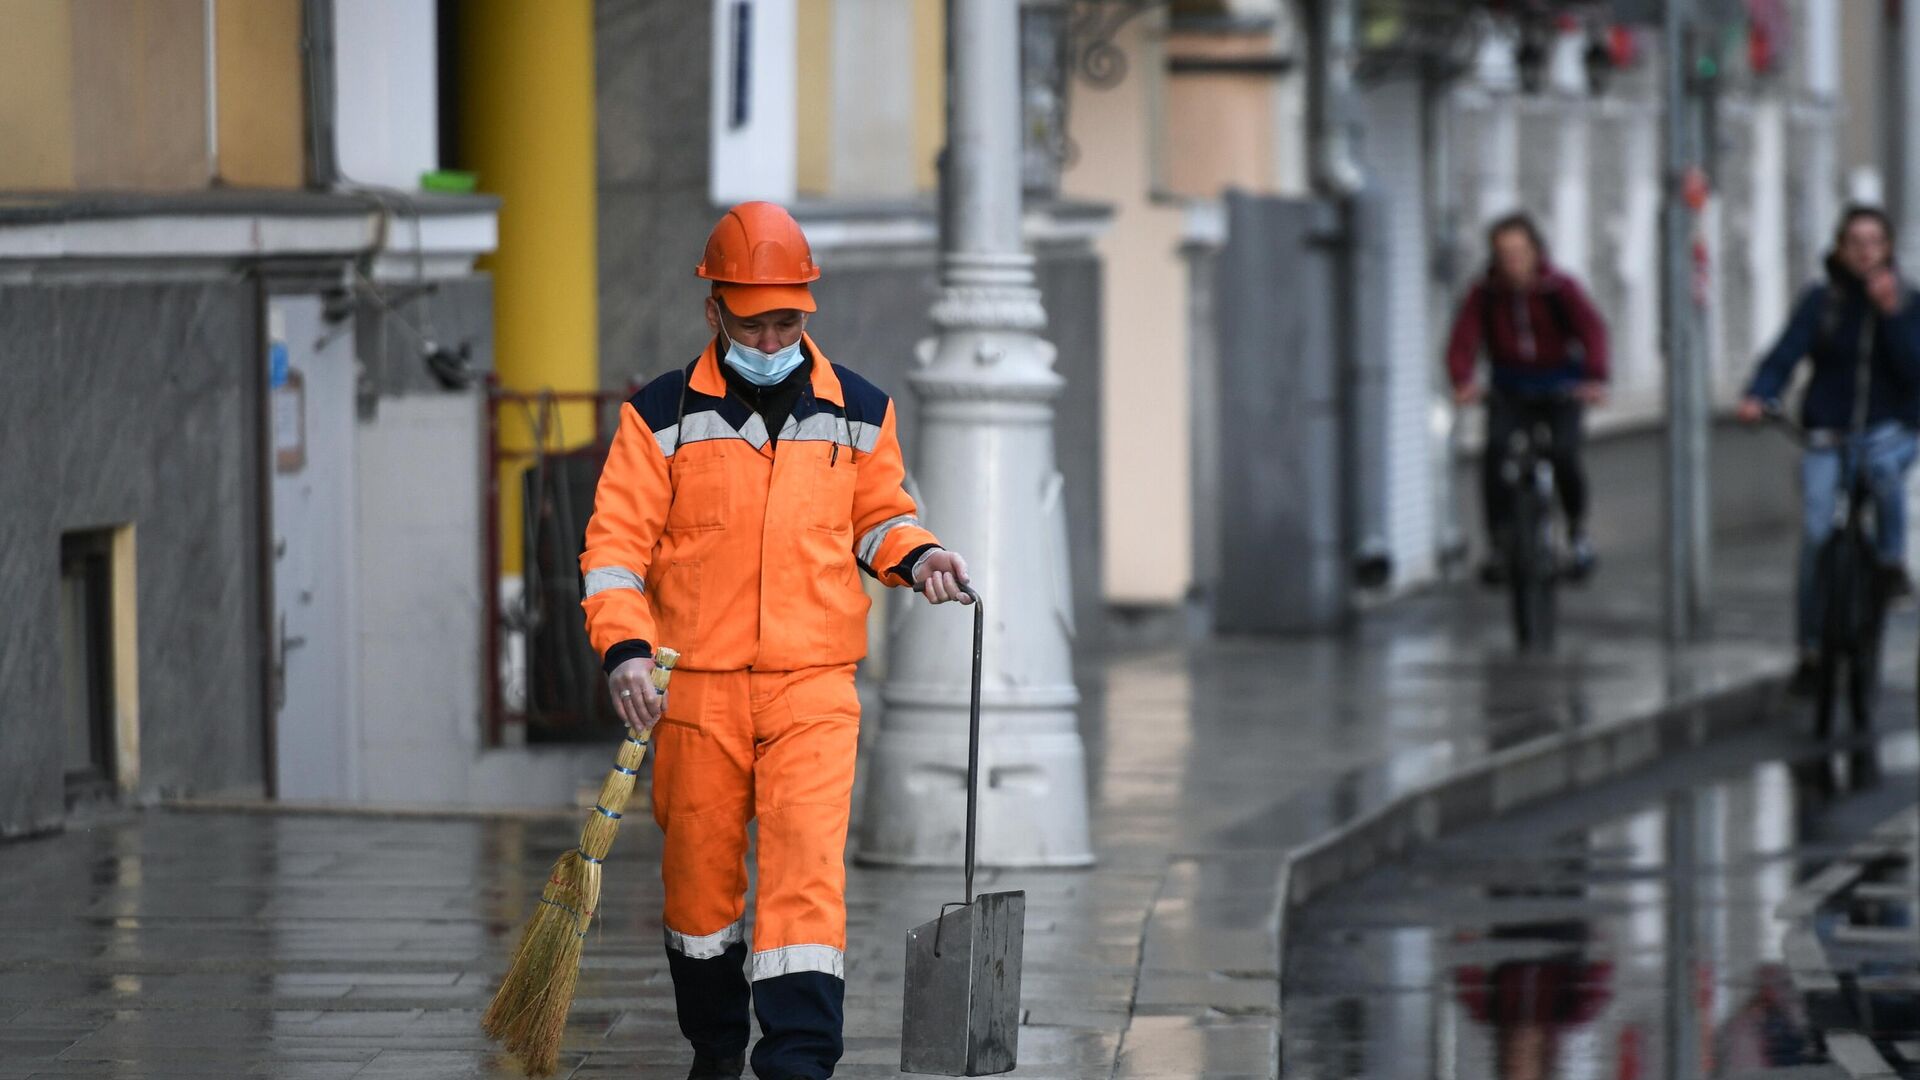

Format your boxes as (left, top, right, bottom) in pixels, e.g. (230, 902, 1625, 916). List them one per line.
(0, 535, 1797, 1078)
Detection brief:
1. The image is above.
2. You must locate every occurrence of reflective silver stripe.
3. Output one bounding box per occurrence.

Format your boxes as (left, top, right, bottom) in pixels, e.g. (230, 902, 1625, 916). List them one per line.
(678, 410, 742, 447)
(664, 918, 745, 959)
(772, 414, 881, 452)
(584, 566, 644, 598)
(749, 944, 844, 982)
(780, 413, 844, 444)
(856, 514, 918, 566)
(738, 412, 771, 450)
(653, 423, 679, 458)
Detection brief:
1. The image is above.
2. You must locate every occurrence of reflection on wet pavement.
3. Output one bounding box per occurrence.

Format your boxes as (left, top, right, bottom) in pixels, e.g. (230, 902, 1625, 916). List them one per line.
(1283, 698, 1919, 1080)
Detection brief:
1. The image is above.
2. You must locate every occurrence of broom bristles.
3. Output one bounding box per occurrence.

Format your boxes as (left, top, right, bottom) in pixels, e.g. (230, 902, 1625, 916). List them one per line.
(485, 647, 676, 1076)
(484, 850, 599, 1076)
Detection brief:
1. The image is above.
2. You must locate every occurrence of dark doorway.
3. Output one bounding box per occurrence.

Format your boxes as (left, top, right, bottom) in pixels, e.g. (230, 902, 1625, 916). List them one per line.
(60, 530, 118, 804)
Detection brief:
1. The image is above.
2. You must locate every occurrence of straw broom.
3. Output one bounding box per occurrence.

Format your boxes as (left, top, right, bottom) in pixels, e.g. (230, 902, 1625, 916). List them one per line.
(484, 646, 679, 1076)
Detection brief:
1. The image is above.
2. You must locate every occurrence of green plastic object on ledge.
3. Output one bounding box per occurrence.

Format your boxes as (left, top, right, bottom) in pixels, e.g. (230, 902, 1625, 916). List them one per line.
(420, 169, 478, 194)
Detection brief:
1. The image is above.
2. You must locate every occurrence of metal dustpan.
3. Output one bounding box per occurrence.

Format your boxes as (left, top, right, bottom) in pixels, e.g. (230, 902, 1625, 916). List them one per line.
(901, 586, 1025, 1076)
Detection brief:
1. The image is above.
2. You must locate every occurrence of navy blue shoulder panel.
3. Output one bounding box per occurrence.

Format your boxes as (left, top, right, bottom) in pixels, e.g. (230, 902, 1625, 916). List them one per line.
(832, 364, 894, 425)
(630, 366, 690, 434)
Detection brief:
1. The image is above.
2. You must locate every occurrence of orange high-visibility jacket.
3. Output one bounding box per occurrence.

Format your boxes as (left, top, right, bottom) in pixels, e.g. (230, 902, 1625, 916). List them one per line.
(581, 336, 941, 672)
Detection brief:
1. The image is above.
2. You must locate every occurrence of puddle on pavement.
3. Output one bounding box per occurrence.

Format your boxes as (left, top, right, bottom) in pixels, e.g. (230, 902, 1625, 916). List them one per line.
(1283, 720, 1920, 1079)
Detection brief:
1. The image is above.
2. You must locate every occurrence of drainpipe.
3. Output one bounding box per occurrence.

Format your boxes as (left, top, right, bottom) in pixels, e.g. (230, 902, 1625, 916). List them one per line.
(1307, 0, 1394, 595)
(1308, 0, 1364, 198)
(300, 0, 341, 188)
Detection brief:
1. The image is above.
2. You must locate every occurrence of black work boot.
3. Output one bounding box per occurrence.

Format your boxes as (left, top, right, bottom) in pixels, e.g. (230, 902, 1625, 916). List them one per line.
(667, 940, 750, 1080)
(688, 1052, 746, 1080)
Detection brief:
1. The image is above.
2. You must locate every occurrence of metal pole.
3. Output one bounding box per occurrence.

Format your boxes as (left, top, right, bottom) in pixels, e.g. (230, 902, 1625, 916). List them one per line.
(1790, 0, 1840, 278)
(1897, 0, 1920, 270)
(1661, 0, 1709, 643)
(857, 0, 1093, 868)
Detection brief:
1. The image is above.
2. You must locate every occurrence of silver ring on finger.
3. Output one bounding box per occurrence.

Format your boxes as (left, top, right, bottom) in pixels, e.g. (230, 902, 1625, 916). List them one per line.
(621, 689, 633, 698)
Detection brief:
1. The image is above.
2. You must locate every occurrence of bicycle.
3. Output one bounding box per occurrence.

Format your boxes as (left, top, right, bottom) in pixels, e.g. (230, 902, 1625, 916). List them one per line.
(1765, 408, 1888, 743)
(1491, 395, 1566, 652)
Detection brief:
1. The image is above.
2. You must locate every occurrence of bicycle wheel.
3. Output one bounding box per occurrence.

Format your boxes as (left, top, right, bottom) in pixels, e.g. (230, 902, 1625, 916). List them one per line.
(1849, 625, 1883, 734)
(1842, 537, 1885, 735)
(1508, 485, 1556, 652)
(1814, 636, 1840, 741)
(1814, 530, 1875, 739)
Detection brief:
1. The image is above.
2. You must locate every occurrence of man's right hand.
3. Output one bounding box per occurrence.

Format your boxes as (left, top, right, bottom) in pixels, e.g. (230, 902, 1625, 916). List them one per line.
(1453, 383, 1484, 406)
(608, 657, 664, 736)
(1735, 396, 1767, 424)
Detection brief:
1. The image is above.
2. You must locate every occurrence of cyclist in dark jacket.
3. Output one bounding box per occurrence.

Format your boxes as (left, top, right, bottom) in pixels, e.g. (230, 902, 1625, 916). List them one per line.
(1739, 205, 1920, 691)
(1445, 213, 1611, 584)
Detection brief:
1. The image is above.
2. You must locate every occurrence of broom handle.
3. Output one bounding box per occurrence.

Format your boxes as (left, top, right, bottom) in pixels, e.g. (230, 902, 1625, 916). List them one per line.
(962, 585, 982, 906)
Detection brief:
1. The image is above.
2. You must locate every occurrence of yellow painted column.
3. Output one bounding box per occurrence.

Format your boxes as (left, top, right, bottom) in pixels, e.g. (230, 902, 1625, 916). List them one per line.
(459, 0, 599, 573)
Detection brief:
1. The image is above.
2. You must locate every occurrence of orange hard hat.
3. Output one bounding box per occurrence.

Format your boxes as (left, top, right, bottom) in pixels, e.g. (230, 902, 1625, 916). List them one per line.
(696, 201, 820, 316)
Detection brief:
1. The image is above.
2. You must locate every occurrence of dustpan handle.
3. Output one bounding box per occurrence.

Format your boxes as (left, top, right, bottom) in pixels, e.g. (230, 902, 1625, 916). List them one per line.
(961, 584, 982, 905)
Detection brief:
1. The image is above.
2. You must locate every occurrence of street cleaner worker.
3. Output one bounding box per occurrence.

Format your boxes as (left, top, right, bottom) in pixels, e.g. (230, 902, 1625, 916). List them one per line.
(579, 201, 973, 1080)
(1738, 205, 1920, 695)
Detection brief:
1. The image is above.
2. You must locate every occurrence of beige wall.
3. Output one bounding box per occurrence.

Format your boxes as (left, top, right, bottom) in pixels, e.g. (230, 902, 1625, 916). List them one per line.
(796, 0, 833, 195)
(71, 0, 212, 190)
(0, 3, 77, 190)
(1063, 15, 1193, 605)
(910, 0, 942, 192)
(214, 0, 305, 188)
(1163, 31, 1278, 198)
(0, 0, 306, 193)
(793, 0, 942, 198)
(1837, 0, 1882, 186)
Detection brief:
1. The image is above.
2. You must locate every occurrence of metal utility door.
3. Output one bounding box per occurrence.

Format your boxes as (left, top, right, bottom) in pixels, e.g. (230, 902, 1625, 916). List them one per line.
(1212, 194, 1345, 633)
(268, 296, 358, 800)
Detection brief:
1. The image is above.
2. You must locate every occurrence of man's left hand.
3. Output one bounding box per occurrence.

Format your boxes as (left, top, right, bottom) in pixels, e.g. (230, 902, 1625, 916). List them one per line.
(1573, 381, 1609, 407)
(913, 550, 973, 605)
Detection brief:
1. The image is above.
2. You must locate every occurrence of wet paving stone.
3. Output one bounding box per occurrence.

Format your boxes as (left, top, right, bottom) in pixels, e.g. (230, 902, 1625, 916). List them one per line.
(0, 537, 1803, 1076)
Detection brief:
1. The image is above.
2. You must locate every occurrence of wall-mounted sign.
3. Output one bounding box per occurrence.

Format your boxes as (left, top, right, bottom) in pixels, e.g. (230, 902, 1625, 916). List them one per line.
(274, 368, 306, 473)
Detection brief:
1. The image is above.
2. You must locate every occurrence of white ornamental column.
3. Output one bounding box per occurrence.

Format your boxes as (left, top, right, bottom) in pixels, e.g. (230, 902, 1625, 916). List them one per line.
(855, 0, 1093, 868)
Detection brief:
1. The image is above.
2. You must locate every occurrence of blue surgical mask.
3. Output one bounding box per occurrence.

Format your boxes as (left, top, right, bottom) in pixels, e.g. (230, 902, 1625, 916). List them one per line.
(722, 331, 807, 387)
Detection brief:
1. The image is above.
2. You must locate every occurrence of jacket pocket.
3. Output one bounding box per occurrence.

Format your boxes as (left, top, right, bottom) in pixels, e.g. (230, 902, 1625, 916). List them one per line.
(808, 454, 858, 533)
(814, 549, 871, 658)
(650, 559, 703, 661)
(667, 456, 729, 532)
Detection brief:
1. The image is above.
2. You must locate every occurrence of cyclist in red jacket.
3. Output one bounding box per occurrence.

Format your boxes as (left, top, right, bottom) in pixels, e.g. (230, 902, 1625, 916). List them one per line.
(1444, 213, 1611, 585)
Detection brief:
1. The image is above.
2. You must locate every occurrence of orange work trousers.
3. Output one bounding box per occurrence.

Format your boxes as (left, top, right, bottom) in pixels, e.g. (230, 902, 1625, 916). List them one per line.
(651, 663, 860, 981)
